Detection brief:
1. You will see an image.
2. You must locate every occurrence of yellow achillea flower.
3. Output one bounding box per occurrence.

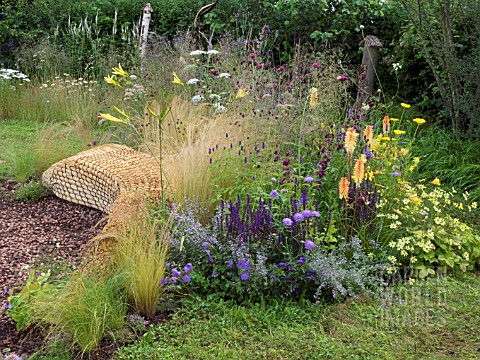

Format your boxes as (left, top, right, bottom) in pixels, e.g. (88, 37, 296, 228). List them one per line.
(363, 125, 374, 148)
(345, 127, 358, 158)
(353, 156, 366, 186)
(309, 87, 318, 108)
(431, 178, 440, 185)
(413, 118, 426, 125)
(339, 177, 350, 200)
(394, 129, 406, 135)
(172, 72, 184, 86)
(401, 103, 411, 108)
(390, 117, 399, 122)
(383, 116, 390, 133)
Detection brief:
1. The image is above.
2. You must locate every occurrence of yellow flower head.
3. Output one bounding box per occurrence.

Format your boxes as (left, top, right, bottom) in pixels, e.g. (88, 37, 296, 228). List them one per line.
(382, 116, 390, 133)
(112, 64, 128, 77)
(413, 118, 426, 125)
(390, 117, 399, 122)
(172, 72, 184, 86)
(363, 125, 374, 148)
(309, 87, 318, 108)
(353, 156, 366, 186)
(339, 177, 350, 200)
(98, 112, 128, 124)
(345, 127, 358, 157)
(394, 129, 406, 135)
(431, 178, 440, 186)
(401, 103, 411, 108)
(236, 88, 248, 99)
(409, 195, 421, 205)
(104, 75, 119, 87)
(400, 148, 408, 156)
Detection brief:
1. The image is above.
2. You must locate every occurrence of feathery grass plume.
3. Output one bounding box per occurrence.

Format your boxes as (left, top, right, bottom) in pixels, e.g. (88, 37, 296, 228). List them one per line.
(363, 125, 374, 148)
(382, 115, 390, 134)
(353, 155, 367, 186)
(309, 87, 318, 108)
(345, 127, 358, 158)
(339, 177, 350, 200)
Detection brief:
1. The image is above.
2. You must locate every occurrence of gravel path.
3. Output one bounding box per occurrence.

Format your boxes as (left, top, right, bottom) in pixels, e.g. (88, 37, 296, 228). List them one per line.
(0, 180, 105, 358)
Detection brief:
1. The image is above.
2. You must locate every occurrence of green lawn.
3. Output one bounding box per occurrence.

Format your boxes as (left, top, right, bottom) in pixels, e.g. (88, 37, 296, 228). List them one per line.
(117, 272, 480, 360)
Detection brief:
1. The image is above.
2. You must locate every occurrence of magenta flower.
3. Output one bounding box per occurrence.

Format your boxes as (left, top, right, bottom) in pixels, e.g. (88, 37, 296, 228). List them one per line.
(337, 75, 348, 82)
(304, 240, 316, 250)
(249, 53, 255, 59)
(277, 65, 285, 72)
(211, 69, 220, 76)
(312, 62, 322, 69)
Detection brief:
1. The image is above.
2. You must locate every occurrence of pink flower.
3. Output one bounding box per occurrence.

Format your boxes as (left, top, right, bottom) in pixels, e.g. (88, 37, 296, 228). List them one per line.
(312, 62, 322, 69)
(211, 69, 220, 76)
(277, 65, 285, 72)
(257, 63, 263, 69)
(337, 75, 348, 82)
(249, 53, 255, 59)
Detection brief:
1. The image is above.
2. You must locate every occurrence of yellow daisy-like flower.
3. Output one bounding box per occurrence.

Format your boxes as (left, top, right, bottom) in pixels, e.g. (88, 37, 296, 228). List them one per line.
(390, 117, 399, 122)
(378, 136, 391, 141)
(431, 178, 440, 185)
(339, 177, 350, 200)
(413, 118, 426, 125)
(394, 129, 406, 135)
(172, 72, 184, 86)
(401, 103, 411, 108)
(345, 127, 358, 158)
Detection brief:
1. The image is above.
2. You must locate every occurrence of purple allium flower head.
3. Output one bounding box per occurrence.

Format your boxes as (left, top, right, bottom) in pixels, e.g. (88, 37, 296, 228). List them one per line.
(391, 172, 401, 177)
(202, 241, 210, 249)
(293, 212, 304, 222)
(172, 268, 181, 277)
(160, 277, 169, 286)
(240, 271, 250, 280)
(304, 176, 314, 183)
(282, 218, 293, 226)
(297, 257, 306, 264)
(304, 240, 316, 250)
(227, 259, 234, 268)
(271, 177, 276, 182)
(184, 263, 193, 273)
(270, 190, 279, 198)
(182, 274, 191, 283)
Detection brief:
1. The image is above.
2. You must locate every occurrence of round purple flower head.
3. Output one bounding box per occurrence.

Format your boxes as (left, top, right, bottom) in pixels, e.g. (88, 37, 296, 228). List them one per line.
(240, 272, 250, 280)
(293, 213, 304, 222)
(304, 240, 316, 250)
(184, 263, 193, 273)
(301, 210, 313, 218)
(391, 172, 401, 177)
(270, 190, 279, 198)
(172, 268, 181, 277)
(304, 176, 314, 183)
(282, 218, 293, 226)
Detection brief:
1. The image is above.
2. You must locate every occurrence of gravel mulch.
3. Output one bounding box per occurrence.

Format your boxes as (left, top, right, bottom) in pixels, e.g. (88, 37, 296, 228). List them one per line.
(0, 180, 109, 358)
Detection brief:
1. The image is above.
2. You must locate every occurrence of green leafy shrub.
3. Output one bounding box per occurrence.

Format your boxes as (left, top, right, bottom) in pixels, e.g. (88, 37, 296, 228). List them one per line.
(14, 180, 46, 202)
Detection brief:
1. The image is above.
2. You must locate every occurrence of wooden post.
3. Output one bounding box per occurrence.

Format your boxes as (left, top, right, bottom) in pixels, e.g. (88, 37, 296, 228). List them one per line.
(355, 35, 383, 117)
(140, 3, 153, 71)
